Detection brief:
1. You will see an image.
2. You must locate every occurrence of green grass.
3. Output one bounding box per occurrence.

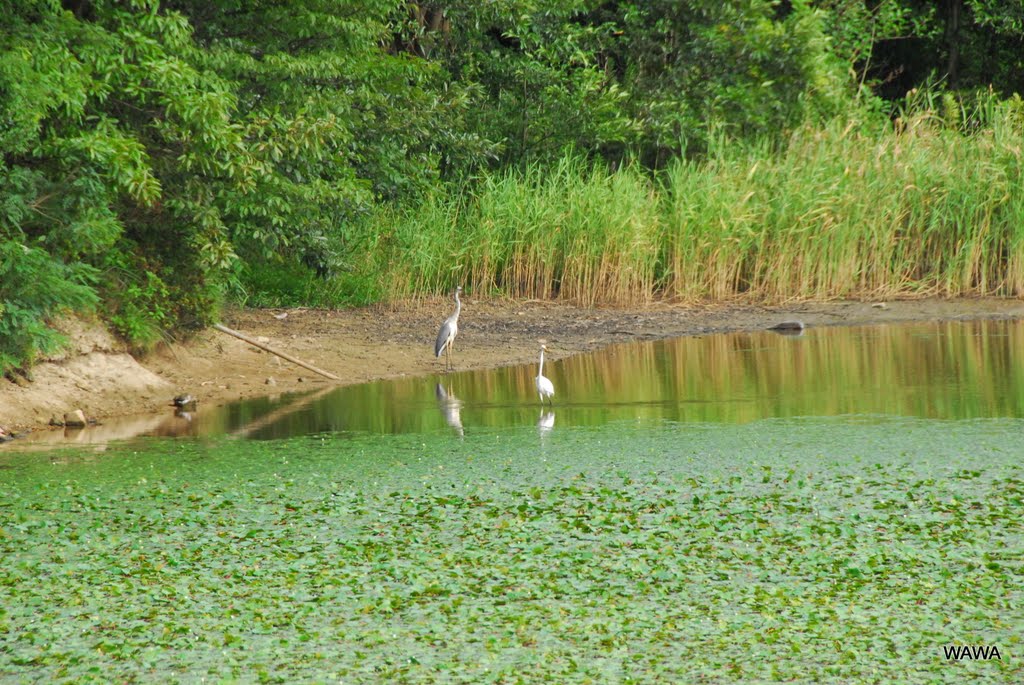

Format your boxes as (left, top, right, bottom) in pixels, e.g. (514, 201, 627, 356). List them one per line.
(356, 95, 1024, 305)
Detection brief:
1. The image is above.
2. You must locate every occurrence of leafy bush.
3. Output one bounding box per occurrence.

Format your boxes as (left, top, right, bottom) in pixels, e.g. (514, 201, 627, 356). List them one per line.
(0, 241, 98, 374)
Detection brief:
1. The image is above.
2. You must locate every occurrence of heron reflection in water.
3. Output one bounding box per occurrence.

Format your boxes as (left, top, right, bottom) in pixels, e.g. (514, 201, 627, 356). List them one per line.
(435, 383, 464, 437)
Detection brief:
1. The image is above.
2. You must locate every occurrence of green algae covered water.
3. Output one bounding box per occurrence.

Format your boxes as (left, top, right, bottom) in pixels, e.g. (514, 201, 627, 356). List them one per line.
(1, 320, 1022, 683)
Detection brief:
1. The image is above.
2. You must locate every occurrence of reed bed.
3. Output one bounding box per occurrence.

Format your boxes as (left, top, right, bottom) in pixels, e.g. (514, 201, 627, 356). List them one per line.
(369, 98, 1024, 304)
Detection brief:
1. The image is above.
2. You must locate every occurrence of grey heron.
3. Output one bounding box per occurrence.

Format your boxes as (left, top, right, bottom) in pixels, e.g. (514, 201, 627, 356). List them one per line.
(536, 344, 555, 404)
(434, 286, 463, 371)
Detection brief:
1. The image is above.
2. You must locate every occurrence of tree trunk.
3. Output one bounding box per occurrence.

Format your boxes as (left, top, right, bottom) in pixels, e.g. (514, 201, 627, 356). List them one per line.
(946, 0, 962, 88)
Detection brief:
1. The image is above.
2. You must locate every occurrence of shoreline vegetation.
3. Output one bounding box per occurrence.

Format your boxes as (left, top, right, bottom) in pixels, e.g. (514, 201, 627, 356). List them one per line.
(4, 2, 1024, 376)
(369, 102, 1024, 306)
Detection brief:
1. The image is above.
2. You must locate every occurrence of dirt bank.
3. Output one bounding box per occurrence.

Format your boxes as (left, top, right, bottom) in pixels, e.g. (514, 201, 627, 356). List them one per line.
(2, 296, 1023, 434)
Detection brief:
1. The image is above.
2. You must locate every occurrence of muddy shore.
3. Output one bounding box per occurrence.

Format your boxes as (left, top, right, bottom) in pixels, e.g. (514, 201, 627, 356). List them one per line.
(2, 296, 1023, 434)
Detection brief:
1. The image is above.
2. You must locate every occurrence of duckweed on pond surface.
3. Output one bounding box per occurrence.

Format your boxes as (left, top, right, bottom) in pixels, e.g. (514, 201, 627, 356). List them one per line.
(1, 419, 1021, 683)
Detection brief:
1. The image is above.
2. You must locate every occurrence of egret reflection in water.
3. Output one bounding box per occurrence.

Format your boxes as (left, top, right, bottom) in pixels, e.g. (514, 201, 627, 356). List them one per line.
(538, 410, 555, 437)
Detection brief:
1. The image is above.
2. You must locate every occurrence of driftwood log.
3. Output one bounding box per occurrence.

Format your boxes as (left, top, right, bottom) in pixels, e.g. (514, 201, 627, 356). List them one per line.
(213, 323, 340, 381)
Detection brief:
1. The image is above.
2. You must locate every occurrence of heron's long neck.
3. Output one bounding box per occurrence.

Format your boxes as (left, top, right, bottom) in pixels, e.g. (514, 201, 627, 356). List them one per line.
(452, 292, 461, 319)
(539, 349, 545, 374)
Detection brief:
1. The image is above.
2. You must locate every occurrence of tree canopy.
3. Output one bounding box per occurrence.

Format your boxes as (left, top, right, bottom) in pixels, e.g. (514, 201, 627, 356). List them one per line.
(2, 0, 1022, 373)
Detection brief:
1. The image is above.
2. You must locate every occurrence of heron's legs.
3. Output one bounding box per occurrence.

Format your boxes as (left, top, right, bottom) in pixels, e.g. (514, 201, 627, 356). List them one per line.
(443, 341, 454, 372)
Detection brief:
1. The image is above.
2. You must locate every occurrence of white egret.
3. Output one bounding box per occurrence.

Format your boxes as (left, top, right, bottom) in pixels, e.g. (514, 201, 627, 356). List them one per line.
(535, 344, 555, 404)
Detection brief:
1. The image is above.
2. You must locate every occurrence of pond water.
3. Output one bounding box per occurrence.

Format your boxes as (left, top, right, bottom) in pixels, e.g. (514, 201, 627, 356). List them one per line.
(2, 320, 1022, 683)
(8, 319, 1024, 448)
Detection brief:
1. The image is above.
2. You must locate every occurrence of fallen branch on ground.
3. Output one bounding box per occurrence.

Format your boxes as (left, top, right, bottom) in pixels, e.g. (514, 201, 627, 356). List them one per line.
(213, 323, 340, 381)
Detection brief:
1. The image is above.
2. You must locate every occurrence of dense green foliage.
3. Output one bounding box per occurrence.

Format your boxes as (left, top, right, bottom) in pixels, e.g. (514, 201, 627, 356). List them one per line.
(2, 0, 1024, 370)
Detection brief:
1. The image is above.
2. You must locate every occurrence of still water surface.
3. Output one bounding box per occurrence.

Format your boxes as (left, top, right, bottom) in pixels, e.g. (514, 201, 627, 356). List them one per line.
(9, 318, 1023, 449)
